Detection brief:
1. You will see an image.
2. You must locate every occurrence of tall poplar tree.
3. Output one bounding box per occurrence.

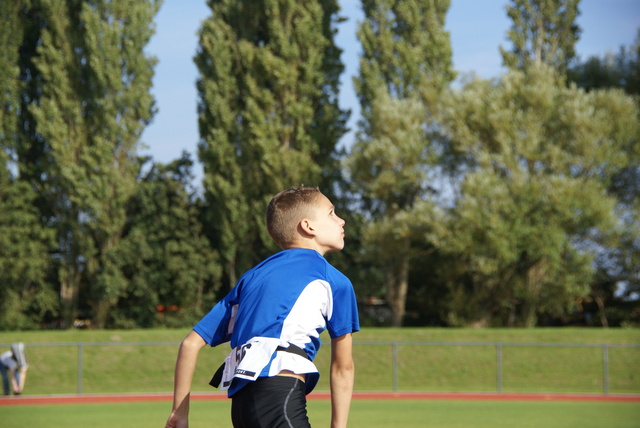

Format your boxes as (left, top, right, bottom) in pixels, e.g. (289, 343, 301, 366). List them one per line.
(0, 0, 57, 329)
(500, 0, 581, 72)
(195, 0, 348, 288)
(347, 0, 454, 326)
(23, 0, 160, 328)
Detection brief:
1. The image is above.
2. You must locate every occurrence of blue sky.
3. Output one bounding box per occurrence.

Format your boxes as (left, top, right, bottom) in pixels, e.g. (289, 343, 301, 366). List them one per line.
(141, 0, 640, 183)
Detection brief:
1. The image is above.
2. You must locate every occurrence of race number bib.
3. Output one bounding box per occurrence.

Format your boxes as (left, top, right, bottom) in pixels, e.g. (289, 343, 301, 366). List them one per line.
(219, 337, 287, 390)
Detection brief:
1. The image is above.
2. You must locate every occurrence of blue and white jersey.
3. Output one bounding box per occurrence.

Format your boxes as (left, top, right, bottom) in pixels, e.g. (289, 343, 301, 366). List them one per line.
(193, 248, 360, 396)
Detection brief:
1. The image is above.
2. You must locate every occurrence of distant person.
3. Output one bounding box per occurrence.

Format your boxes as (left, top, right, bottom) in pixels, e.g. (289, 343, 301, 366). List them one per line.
(0, 343, 28, 395)
(165, 186, 360, 428)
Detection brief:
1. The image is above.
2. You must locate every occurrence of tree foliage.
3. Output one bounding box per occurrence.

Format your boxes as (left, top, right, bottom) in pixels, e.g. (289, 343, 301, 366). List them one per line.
(348, 0, 454, 326)
(500, 0, 581, 72)
(568, 29, 640, 96)
(115, 155, 220, 328)
(0, 0, 164, 329)
(437, 66, 638, 326)
(568, 29, 640, 326)
(27, 0, 161, 328)
(0, 153, 57, 329)
(1, 0, 639, 330)
(0, 0, 57, 329)
(196, 0, 349, 289)
(354, 0, 455, 123)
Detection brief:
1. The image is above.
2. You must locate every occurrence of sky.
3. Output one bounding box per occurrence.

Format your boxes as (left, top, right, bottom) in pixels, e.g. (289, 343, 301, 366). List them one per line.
(141, 0, 640, 184)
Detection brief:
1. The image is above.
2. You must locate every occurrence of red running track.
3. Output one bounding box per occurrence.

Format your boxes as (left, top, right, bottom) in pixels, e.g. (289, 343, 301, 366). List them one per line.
(1, 391, 639, 406)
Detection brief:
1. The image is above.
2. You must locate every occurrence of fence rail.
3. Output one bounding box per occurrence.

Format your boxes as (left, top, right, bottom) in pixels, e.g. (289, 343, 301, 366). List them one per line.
(2, 340, 639, 396)
(354, 340, 640, 395)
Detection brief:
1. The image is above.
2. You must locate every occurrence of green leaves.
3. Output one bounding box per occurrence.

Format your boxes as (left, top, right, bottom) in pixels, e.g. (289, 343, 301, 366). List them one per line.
(501, 0, 581, 72)
(356, 0, 454, 119)
(2, 0, 163, 329)
(114, 156, 220, 328)
(0, 172, 57, 329)
(437, 65, 636, 326)
(1, 0, 637, 330)
(197, 0, 348, 285)
(348, 0, 454, 326)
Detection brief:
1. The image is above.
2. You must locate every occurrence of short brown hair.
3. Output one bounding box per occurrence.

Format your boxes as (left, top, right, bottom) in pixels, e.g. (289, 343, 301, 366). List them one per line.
(266, 186, 323, 249)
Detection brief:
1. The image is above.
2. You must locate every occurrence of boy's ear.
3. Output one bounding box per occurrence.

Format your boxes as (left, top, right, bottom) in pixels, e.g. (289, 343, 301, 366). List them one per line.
(299, 218, 316, 236)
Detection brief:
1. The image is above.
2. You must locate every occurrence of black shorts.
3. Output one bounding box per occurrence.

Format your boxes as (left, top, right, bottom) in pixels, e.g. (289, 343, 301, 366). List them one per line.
(231, 376, 311, 428)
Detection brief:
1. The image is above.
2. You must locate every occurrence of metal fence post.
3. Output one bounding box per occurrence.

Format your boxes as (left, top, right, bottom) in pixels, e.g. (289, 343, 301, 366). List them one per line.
(392, 342, 398, 392)
(496, 343, 503, 394)
(602, 344, 609, 395)
(77, 343, 83, 395)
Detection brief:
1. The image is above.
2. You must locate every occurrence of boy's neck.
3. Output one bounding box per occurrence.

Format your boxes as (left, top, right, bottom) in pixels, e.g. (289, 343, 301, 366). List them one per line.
(285, 243, 327, 256)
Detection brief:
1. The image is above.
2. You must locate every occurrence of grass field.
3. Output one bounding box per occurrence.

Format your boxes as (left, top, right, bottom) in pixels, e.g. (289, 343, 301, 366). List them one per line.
(2, 399, 639, 428)
(0, 327, 639, 395)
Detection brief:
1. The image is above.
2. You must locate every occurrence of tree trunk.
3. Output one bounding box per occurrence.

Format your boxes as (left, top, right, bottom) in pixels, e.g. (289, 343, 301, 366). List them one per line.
(521, 260, 546, 327)
(60, 266, 81, 329)
(594, 295, 609, 328)
(94, 298, 117, 329)
(386, 255, 409, 327)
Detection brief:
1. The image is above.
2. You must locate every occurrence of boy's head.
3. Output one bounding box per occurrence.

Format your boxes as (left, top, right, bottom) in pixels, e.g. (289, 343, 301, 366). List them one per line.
(266, 186, 345, 254)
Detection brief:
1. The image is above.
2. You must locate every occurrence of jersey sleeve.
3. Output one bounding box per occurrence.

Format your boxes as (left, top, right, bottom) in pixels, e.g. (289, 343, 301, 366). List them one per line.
(193, 283, 241, 347)
(325, 270, 360, 339)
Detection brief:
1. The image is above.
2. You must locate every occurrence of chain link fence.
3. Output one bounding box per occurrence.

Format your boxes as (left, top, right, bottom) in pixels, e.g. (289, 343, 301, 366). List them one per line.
(2, 340, 638, 396)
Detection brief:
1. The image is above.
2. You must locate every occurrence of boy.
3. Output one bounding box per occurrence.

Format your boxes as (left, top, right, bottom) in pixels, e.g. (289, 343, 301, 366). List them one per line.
(165, 186, 360, 428)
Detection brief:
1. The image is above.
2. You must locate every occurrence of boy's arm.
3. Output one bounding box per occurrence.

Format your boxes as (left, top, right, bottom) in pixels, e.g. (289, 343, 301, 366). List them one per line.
(329, 333, 355, 428)
(165, 330, 207, 428)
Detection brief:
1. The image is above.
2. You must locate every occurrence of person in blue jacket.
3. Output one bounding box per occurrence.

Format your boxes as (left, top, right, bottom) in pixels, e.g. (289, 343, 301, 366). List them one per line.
(165, 186, 359, 428)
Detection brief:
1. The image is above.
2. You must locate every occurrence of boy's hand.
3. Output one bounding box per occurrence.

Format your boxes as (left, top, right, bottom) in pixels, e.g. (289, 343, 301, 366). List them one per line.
(165, 412, 188, 428)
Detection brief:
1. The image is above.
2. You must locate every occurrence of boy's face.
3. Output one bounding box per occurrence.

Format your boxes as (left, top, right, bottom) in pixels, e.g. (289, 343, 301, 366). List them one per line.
(308, 194, 346, 254)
